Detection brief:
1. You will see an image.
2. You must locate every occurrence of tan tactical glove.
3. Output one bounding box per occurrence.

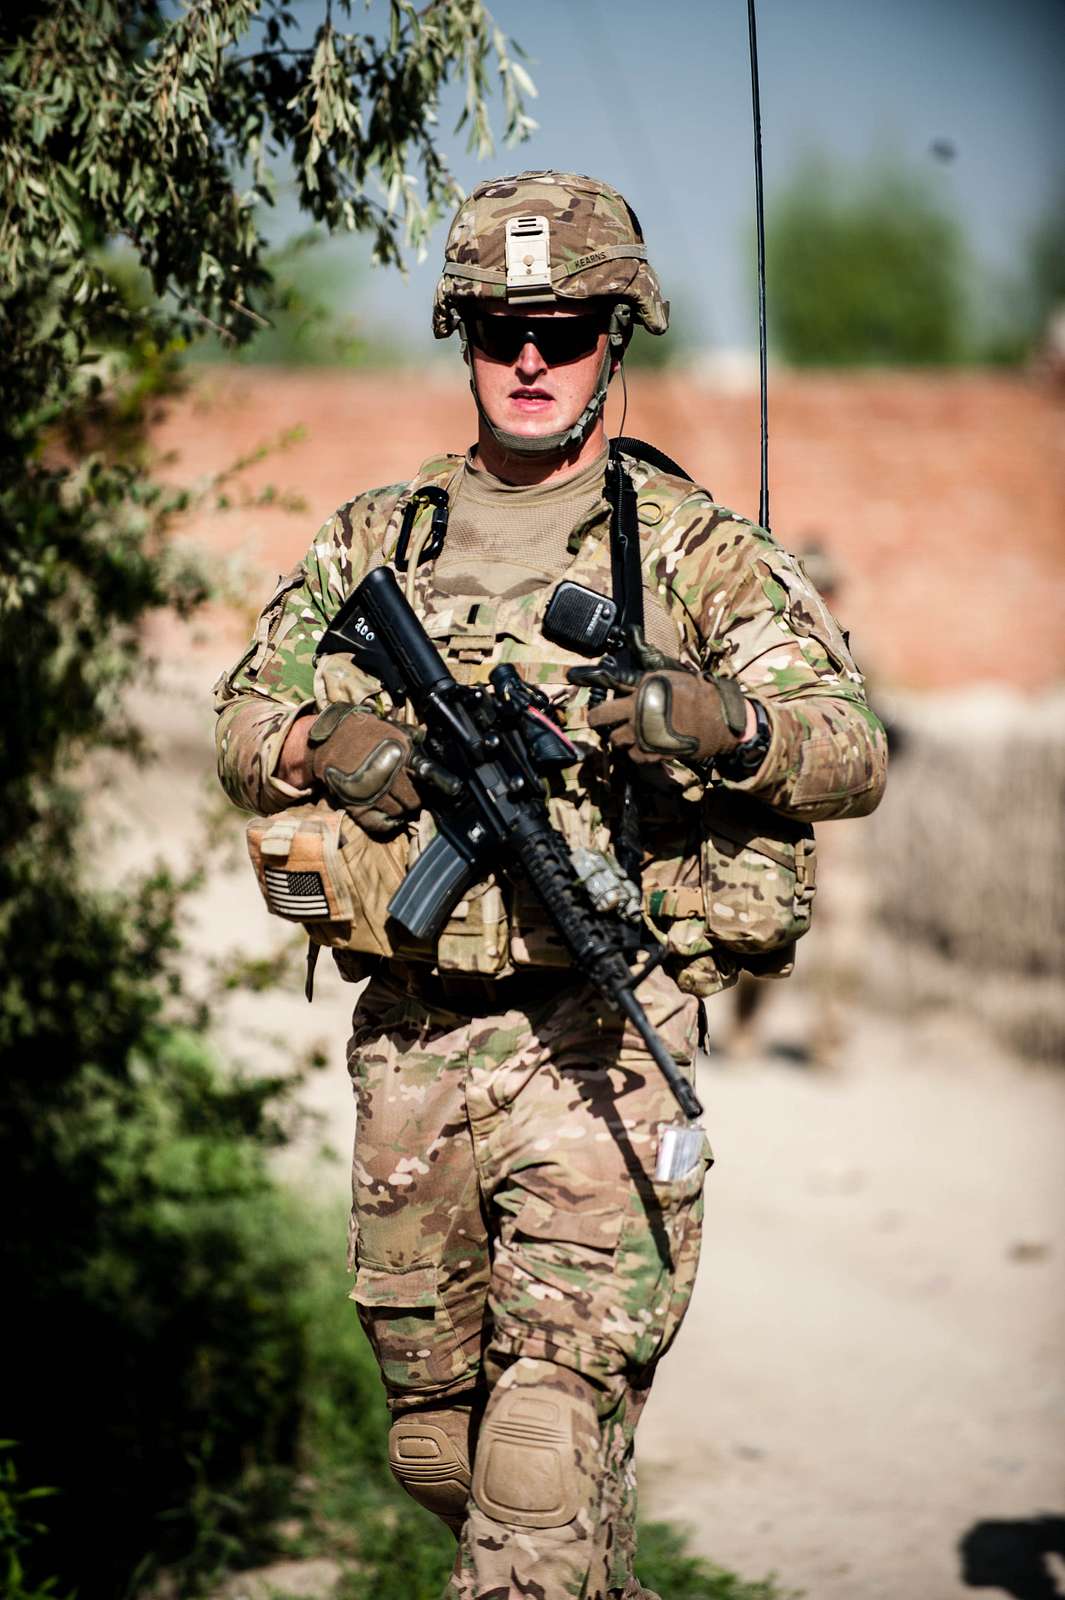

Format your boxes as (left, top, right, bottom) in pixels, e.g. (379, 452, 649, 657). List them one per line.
(571, 663, 750, 766)
(306, 703, 421, 834)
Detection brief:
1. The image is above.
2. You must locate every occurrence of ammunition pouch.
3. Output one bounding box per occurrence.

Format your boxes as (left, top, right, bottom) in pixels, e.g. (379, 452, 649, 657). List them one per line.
(247, 789, 814, 997)
(643, 791, 816, 996)
(246, 802, 512, 975)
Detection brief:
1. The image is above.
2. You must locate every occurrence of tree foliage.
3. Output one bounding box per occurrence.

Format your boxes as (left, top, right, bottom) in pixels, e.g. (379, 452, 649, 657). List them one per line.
(764, 157, 965, 366)
(191, 235, 401, 367)
(2, 0, 534, 388)
(0, 3, 531, 1592)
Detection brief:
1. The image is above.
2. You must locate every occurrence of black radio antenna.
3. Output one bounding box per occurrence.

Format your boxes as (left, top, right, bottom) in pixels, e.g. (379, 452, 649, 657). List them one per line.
(747, 0, 770, 532)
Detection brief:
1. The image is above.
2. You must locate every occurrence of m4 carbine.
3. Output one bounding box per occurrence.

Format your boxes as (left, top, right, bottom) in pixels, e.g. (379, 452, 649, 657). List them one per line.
(319, 565, 703, 1124)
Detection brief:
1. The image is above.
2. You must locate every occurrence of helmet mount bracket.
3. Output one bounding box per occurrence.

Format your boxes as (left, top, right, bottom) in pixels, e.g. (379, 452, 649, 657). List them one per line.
(504, 214, 553, 299)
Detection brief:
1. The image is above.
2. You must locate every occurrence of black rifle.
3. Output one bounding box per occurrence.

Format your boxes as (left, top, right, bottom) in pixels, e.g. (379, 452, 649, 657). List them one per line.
(319, 564, 703, 1122)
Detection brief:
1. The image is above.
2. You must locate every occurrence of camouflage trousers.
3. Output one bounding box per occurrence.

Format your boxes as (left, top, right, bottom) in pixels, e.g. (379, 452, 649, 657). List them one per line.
(345, 961, 711, 1600)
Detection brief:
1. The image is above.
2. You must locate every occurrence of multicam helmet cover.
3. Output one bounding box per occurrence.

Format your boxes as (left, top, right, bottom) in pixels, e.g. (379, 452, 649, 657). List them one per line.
(432, 170, 669, 338)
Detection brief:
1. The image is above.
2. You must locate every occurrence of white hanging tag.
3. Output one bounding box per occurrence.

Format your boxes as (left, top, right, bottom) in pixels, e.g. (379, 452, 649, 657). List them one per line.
(655, 1122, 707, 1183)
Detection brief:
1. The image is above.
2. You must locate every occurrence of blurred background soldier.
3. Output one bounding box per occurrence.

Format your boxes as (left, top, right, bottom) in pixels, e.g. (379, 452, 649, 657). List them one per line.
(727, 539, 845, 1064)
(213, 172, 886, 1599)
(724, 539, 900, 1067)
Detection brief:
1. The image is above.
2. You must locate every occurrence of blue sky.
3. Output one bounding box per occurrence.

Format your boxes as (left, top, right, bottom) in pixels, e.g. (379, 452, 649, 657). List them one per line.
(274, 0, 1065, 355)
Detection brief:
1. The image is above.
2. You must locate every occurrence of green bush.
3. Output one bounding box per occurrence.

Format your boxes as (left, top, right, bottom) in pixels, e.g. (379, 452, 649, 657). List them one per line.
(1, 853, 312, 1592)
(1028, 192, 1065, 327)
(0, 1444, 67, 1600)
(764, 157, 965, 365)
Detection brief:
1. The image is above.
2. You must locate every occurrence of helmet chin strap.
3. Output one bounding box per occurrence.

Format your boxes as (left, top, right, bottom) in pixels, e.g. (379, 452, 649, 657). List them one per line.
(459, 303, 632, 460)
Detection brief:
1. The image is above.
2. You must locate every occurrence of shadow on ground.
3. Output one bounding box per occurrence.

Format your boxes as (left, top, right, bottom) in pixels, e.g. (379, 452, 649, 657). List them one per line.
(960, 1515, 1065, 1599)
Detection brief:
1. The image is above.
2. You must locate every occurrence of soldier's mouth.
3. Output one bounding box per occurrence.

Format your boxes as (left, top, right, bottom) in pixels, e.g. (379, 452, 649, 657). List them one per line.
(509, 388, 554, 410)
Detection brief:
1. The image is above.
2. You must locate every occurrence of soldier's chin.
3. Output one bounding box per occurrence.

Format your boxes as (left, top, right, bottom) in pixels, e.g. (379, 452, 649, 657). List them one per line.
(500, 401, 567, 437)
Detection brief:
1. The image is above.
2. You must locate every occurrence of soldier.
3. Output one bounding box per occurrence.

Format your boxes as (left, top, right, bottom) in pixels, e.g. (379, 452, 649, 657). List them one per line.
(214, 172, 887, 1600)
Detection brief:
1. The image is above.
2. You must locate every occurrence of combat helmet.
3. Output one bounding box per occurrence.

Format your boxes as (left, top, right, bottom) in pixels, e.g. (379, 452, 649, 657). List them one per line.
(434, 170, 669, 456)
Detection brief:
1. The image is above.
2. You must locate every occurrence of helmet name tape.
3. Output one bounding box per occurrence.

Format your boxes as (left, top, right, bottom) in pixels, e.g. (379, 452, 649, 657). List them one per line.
(568, 249, 609, 272)
(505, 214, 552, 293)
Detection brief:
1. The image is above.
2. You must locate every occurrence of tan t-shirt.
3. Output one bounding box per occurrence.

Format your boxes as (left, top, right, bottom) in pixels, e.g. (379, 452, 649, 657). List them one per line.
(432, 448, 609, 600)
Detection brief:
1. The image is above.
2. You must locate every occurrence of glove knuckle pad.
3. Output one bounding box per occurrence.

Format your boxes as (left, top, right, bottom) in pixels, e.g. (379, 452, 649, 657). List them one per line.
(635, 674, 697, 756)
(325, 739, 405, 805)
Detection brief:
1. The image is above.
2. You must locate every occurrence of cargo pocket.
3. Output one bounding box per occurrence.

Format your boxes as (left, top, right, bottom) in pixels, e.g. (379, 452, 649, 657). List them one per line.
(507, 785, 614, 968)
(512, 1193, 624, 1255)
(490, 1192, 627, 1377)
(506, 875, 573, 968)
(247, 803, 353, 926)
(611, 1140, 712, 1370)
(350, 1262, 479, 1396)
(226, 565, 307, 692)
(644, 793, 816, 981)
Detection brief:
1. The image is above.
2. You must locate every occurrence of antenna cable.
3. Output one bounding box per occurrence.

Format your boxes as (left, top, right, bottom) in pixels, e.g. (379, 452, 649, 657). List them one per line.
(748, 0, 770, 532)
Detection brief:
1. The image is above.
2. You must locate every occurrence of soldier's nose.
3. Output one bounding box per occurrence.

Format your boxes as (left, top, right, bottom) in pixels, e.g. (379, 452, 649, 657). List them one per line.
(515, 341, 547, 379)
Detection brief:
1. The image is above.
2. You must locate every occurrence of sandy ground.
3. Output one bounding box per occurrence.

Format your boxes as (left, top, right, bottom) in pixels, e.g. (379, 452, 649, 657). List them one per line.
(94, 650, 1065, 1600)
(641, 1003, 1065, 1600)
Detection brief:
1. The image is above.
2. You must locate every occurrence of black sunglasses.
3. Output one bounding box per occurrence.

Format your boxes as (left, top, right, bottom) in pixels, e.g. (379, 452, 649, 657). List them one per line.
(466, 314, 605, 367)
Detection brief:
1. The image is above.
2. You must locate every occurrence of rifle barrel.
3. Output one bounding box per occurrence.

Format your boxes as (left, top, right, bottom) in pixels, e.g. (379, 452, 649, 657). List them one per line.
(616, 986, 704, 1120)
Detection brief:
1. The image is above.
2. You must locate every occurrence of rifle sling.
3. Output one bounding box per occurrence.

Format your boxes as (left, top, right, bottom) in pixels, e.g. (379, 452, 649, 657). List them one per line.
(605, 445, 645, 889)
(606, 445, 644, 669)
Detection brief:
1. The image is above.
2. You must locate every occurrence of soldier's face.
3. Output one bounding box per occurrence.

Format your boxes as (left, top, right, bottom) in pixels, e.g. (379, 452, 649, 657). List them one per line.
(467, 307, 611, 442)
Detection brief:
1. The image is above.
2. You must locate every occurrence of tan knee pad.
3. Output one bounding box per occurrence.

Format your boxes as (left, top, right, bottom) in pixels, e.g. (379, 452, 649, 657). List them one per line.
(472, 1359, 598, 1531)
(388, 1404, 473, 1534)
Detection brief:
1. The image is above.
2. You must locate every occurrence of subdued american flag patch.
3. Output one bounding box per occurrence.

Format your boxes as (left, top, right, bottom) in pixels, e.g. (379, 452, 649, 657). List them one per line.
(264, 867, 330, 920)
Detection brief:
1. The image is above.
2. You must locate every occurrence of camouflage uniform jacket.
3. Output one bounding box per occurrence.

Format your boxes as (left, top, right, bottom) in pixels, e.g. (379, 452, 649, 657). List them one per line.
(215, 450, 887, 981)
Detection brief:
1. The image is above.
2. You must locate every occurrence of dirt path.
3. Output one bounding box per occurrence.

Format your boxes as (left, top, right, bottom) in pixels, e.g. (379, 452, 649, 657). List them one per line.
(640, 997, 1065, 1600)
(98, 652, 1065, 1600)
